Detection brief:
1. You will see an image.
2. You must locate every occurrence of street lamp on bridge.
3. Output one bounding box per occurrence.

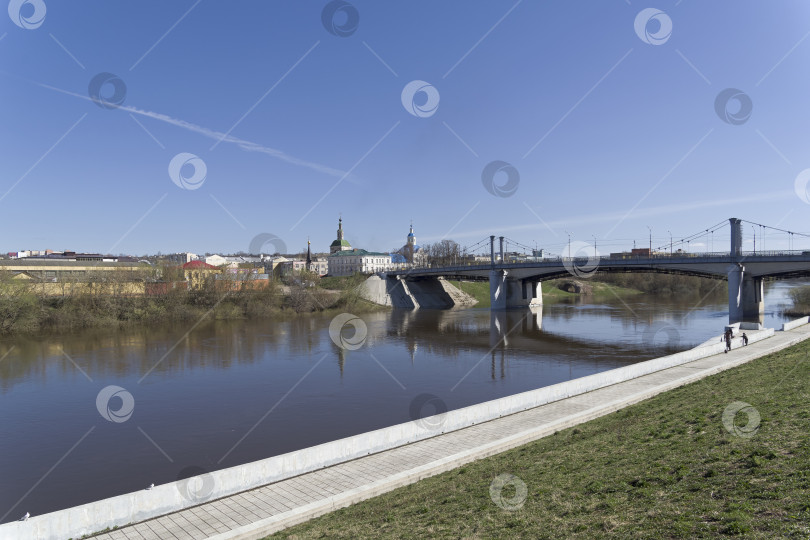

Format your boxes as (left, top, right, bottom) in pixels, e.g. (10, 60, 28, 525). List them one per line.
(564, 230, 572, 258)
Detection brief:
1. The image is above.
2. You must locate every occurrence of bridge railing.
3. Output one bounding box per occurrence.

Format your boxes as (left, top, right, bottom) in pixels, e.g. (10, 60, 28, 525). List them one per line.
(387, 249, 810, 274)
(737, 250, 810, 257)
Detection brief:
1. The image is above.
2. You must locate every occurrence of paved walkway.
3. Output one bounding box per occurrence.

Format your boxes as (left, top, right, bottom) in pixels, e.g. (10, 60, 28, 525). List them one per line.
(93, 325, 810, 540)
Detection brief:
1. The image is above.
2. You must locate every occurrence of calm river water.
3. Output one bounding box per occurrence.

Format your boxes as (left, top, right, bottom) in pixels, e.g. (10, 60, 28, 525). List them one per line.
(0, 281, 803, 522)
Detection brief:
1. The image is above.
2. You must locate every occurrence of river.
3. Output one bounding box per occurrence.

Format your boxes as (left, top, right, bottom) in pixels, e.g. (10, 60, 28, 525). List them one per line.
(0, 280, 803, 523)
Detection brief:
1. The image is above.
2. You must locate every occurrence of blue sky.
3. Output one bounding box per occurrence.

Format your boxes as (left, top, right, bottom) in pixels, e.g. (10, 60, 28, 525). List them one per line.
(2, 0, 810, 257)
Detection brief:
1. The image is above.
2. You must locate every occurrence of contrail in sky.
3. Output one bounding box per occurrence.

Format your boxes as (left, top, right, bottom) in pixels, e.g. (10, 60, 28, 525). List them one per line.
(33, 81, 348, 179)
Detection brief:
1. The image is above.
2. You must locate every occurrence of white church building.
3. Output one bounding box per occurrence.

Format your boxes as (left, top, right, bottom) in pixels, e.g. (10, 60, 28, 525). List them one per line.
(327, 218, 392, 276)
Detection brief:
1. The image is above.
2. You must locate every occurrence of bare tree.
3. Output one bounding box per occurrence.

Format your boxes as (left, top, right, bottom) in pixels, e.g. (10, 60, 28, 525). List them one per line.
(423, 239, 464, 267)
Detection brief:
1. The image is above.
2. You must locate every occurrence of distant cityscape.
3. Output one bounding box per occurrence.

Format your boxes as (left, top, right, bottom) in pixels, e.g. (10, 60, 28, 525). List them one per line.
(1, 218, 435, 282)
(5, 216, 702, 288)
(8, 216, 676, 285)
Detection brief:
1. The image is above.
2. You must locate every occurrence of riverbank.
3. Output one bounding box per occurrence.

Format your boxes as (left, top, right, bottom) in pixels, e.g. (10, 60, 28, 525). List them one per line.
(0, 275, 384, 335)
(0, 272, 733, 335)
(784, 284, 810, 317)
(7, 316, 805, 539)
(268, 329, 810, 538)
(449, 278, 643, 308)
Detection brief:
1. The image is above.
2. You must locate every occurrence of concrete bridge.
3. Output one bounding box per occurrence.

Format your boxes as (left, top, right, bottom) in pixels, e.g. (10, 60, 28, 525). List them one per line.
(384, 218, 810, 327)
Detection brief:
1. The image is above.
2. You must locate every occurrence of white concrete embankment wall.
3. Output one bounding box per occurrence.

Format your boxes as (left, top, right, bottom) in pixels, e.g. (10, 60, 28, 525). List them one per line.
(782, 316, 810, 331)
(0, 327, 782, 540)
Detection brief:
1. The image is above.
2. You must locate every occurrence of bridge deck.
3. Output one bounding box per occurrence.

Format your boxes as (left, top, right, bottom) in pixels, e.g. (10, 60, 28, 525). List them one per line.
(91, 324, 810, 540)
(388, 251, 810, 281)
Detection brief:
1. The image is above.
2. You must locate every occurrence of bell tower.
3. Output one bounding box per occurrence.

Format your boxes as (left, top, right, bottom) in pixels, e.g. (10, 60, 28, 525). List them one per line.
(330, 216, 352, 254)
(405, 222, 415, 263)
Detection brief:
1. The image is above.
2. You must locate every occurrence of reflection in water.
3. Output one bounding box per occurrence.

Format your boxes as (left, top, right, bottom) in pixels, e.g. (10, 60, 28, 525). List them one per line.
(0, 281, 803, 522)
(489, 309, 543, 349)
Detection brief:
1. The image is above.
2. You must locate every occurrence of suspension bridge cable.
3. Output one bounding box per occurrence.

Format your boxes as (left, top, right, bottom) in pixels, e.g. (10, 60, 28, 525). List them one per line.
(653, 219, 728, 251)
(740, 219, 810, 239)
(503, 237, 535, 253)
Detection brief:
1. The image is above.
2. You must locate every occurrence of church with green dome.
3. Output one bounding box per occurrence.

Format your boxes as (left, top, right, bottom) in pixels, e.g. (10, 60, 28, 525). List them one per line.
(329, 217, 353, 254)
(326, 217, 393, 276)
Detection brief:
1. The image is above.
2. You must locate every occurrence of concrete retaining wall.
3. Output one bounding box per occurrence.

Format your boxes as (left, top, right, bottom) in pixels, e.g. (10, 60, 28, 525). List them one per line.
(360, 274, 419, 308)
(359, 274, 393, 306)
(404, 279, 455, 309)
(782, 316, 809, 331)
(360, 275, 476, 309)
(437, 279, 478, 307)
(0, 327, 775, 540)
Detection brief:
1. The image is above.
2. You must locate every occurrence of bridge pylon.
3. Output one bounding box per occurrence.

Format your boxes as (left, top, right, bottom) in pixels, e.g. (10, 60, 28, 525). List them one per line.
(728, 218, 764, 328)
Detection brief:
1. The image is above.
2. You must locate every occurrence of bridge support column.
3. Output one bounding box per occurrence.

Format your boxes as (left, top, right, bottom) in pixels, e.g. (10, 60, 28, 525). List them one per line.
(490, 271, 542, 310)
(728, 219, 765, 328)
(490, 270, 508, 310)
(741, 276, 764, 327)
(525, 280, 542, 308)
(728, 264, 764, 328)
(728, 264, 743, 324)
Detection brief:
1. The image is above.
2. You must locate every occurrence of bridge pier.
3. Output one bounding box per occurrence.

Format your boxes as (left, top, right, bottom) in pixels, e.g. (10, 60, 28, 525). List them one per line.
(489, 270, 542, 310)
(727, 264, 764, 328)
(742, 276, 764, 324)
(728, 218, 764, 328)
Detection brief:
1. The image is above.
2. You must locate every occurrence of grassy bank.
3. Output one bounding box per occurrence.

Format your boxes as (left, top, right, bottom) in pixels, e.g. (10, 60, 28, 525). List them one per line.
(596, 272, 727, 299)
(449, 278, 643, 307)
(0, 275, 382, 335)
(542, 279, 643, 302)
(270, 336, 810, 539)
